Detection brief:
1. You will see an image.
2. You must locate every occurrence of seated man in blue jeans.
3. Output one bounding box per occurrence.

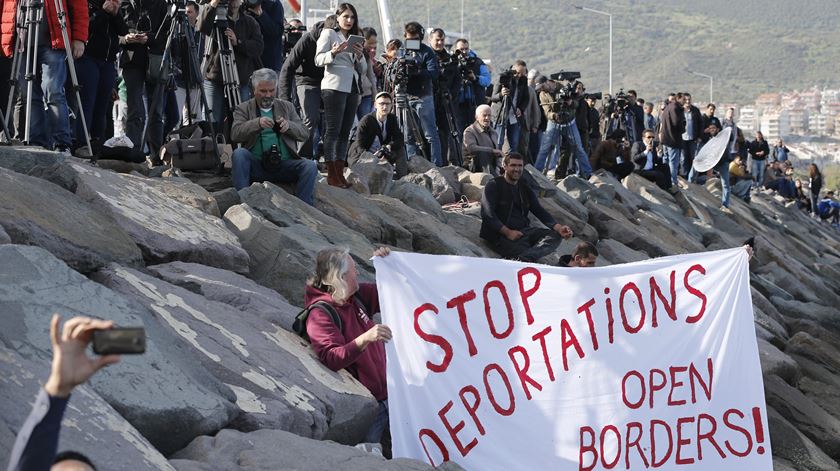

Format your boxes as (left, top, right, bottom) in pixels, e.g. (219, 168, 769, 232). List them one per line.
(231, 68, 318, 205)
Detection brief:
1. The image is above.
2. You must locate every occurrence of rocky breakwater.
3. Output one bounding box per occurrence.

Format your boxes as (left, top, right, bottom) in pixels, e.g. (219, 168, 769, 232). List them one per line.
(0, 146, 838, 470)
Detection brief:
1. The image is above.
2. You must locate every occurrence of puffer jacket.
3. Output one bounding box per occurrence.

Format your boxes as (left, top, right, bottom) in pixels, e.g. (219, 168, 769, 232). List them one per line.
(1, 0, 89, 57)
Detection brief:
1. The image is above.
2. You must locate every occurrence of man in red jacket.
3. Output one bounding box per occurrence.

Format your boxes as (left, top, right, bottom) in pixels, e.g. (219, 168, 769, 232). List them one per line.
(1, 0, 88, 151)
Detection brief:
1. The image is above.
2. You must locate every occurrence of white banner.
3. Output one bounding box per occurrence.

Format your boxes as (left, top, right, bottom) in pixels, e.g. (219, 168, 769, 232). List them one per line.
(375, 248, 771, 470)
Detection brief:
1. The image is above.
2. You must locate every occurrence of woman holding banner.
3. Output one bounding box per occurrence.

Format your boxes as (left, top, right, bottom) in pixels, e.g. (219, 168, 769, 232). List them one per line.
(304, 247, 393, 455)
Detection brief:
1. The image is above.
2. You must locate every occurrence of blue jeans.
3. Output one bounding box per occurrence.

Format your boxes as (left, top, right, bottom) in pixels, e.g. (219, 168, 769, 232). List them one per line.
(356, 95, 372, 120)
(681, 139, 699, 178)
(231, 148, 318, 205)
(498, 120, 521, 154)
(365, 400, 389, 443)
(406, 94, 442, 167)
(535, 120, 592, 177)
(76, 55, 117, 141)
(528, 130, 542, 165)
(17, 46, 71, 148)
(204, 81, 251, 132)
(751, 159, 766, 188)
(662, 144, 682, 185)
(715, 158, 731, 208)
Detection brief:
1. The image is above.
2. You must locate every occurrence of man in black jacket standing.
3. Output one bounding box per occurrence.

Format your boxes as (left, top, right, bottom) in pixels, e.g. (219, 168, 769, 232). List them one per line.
(490, 60, 529, 154)
(658, 92, 685, 186)
(348, 92, 408, 178)
(403, 22, 442, 166)
(279, 18, 330, 159)
(681, 92, 704, 180)
(481, 153, 573, 262)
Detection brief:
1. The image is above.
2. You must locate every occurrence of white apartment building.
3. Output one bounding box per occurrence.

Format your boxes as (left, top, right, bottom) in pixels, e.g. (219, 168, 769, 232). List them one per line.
(760, 111, 790, 141)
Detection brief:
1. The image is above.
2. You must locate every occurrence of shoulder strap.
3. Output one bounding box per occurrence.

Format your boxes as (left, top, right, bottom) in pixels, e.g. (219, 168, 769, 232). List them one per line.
(292, 300, 344, 341)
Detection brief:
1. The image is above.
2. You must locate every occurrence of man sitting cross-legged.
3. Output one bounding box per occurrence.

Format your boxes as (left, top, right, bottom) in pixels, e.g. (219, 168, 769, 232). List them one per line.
(230, 68, 318, 205)
(480, 152, 574, 262)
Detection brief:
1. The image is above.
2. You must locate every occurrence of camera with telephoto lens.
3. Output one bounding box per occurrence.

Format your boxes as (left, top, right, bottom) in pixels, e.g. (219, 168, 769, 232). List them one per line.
(611, 88, 631, 110)
(374, 145, 392, 162)
(549, 70, 581, 82)
(284, 24, 306, 53)
(584, 92, 602, 101)
(454, 49, 477, 80)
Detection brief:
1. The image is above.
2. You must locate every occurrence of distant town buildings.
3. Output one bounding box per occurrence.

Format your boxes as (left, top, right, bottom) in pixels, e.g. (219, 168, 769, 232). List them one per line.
(738, 86, 840, 140)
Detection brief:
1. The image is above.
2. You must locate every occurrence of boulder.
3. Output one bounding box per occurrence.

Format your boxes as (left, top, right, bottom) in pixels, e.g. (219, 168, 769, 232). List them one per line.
(0, 226, 9, 244)
(0, 347, 175, 471)
(559, 174, 612, 204)
(239, 182, 379, 268)
(595, 239, 648, 264)
(536, 197, 599, 243)
(767, 406, 839, 471)
(547, 187, 590, 222)
(458, 171, 492, 186)
(406, 155, 436, 174)
(170, 428, 461, 471)
(212, 188, 241, 217)
(348, 154, 394, 194)
(147, 261, 300, 330)
(770, 297, 840, 332)
(757, 338, 799, 384)
(443, 212, 497, 257)
(313, 184, 414, 250)
(385, 180, 447, 222)
(224, 204, 368, 305)
(785, 332, 840, 375)
(421, 167, 458, 204)
(755, 262, 821, 304)
(59, 162, 248, 272)
(369, 196, 486, 257)
(0, 245, 237, 454)
(523, 164, 557, 196)
(764, 374, 840, 459)
(437, 166, 464, 193)
(622, 173, 681, 213)
(94, 265, 378, 443)
(96, 159, 149, 175)
(585, 200, 671, 258)
(0, 167, 143, 273)
(590, 170, 648, 212)
(139, 176, 222, 217)
(461, 182, 484, 202)
(0, 146, 68, 175)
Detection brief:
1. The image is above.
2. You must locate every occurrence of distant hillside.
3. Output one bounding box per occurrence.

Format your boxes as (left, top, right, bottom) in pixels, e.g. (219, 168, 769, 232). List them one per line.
(337, 0, 840, 104)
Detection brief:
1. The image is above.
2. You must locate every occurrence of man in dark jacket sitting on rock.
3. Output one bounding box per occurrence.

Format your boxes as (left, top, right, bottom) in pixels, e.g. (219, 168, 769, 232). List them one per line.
(480, 152, 573, 262)
(230, 68, 317, 205)
(347, 92, 409, 179)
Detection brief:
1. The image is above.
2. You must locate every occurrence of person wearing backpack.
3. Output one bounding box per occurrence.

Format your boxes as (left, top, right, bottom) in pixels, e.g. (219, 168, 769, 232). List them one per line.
(303, 246, 392, 454)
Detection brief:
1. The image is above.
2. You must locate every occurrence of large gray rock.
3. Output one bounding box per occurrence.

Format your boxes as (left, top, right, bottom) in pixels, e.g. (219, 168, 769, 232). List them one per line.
(523, 164, 557, 196)
(558, 174, 612, 204)
(595, 239, 648, 264)
(224, 204, 363, 305)
(0, 226, 9, 245)
(623, 173, 681, 213)
(423, 167, 458, 205)
(94, 266, 378, 443)
(767, 406, 839, 471)
(0, 347, 174, 470)
(385, 180, 447, 221)
(348, 154, 394, 195)
(758, 338, 799, 384)
(170, 429, 463, 471)
(315, 184, 414, 251)
(785, 332, 840, 376)
(756, 262, 822, 304)
(147, 261, 300, 330)
(533, 197, 599, 243)
(764, 374, 840, 459)
(770, 297, 840, 332)
(369, 196, 486, 257)
(212, 188, 241, 217)
(0, 167, 143, 273)
(0, 245, 237, 454)
(138, 177, 221, 217)
(64, 162, 249, 272)
(406, 155, 436, 174)
(0, 146, 68, 175)
(590, 170, 649, 212)
(239, 182, 378, 269)
(585, 200, 672, 258)
(444, 212, 498, 257)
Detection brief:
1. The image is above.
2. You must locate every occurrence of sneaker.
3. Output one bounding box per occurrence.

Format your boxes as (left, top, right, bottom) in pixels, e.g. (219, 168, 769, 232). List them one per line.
(55, 145, 72, 157)
(354, 443, 383, 457)
(720, 206, 733, 214)
(75, 145, 93, 158)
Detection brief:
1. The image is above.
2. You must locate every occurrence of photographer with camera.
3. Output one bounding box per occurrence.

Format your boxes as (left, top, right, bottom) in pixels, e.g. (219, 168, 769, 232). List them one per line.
(279, 16, 332, 160)
(534, 76, 592, 180)
(451, 39, 490, 132)
(348, 92, 409, 178)
(230, 68, 316, 204)
(198, 0, 264, 133)
(490, 60, 529, 154)
(6, 315, 121, 471)
(243, 0, 284, 71)
(315, 3, 367, 187)
(397, 21, 442, 167)
(591, 128, 633, 180)
(585, 93, 602, 157)
(430, 28, 460, 166)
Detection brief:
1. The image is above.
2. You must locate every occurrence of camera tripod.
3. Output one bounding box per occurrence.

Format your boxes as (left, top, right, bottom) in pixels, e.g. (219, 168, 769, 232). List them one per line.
(203, 5, 242, 129)
(393, 85, 426, 162)
(143, 3, 217, 163)
(493, 88, 513, 150)
(439, 91, 463, 167)
(3, 0, 93, 157)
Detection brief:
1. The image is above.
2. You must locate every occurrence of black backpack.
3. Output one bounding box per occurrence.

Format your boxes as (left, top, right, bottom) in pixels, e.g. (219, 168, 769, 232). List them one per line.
(292, 293, 365, 342)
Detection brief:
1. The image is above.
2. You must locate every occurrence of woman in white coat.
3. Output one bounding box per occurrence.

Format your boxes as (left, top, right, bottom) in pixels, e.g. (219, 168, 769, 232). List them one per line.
(315, 3, 367, 188)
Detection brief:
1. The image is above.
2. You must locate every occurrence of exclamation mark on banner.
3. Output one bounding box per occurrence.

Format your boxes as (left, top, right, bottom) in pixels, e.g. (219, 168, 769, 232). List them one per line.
(753, 407, 766, 455)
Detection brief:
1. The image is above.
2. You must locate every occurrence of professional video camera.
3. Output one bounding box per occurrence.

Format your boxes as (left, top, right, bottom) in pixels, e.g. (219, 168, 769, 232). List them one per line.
(284, 23, 306, 54)
(392, 39, 422, 87)
(214, 0, 229, 27)
(584, 92, 602, 101)
(497, 66, 514, 90)
(610, 88, 631, 110)
(549, 70, 581, 82)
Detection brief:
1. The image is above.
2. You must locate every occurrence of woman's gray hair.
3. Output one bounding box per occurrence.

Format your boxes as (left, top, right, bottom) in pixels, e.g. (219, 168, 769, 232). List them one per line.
(308, 247, 352, 303)
(251, 68, 278, 89)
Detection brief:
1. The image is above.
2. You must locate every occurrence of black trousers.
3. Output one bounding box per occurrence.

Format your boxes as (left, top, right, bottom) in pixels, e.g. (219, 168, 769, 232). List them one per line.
(490, 227, 563, 262)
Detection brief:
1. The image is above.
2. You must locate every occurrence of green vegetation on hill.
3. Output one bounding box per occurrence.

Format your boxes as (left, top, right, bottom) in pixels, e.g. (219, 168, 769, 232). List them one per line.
(341, 0, 840, 104)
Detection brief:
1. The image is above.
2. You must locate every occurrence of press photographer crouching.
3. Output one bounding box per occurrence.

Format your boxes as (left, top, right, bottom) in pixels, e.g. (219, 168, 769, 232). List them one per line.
(230, 68, 317, 205)
(348, 92, 409, 178)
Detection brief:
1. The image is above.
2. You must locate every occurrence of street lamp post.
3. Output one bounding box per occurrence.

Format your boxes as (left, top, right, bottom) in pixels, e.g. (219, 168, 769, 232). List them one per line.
(460, 0, 464, 36)
(689, 71, 714, 104)
(574, 5, 612, 95)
